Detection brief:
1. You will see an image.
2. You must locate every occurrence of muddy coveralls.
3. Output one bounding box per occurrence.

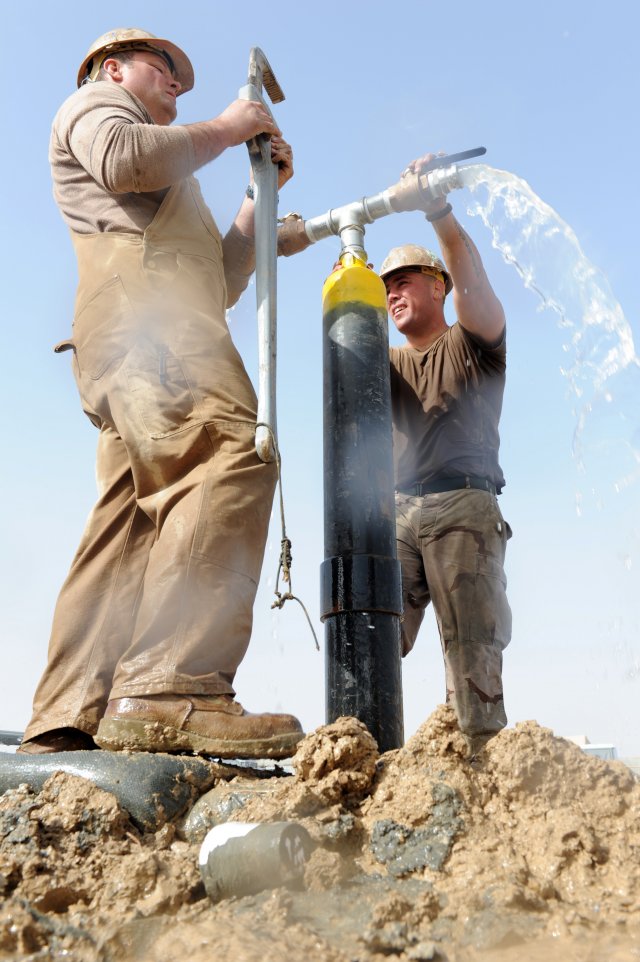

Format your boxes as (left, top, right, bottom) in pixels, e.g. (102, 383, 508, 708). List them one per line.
(24, 92, 276, 743)
(390, 323, 512, 748)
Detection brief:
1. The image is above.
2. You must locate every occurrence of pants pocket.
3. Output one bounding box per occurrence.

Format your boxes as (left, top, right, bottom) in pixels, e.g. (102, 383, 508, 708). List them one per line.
(470, 556, 512, 650)
(73, 275, 133, 379)
(125, 340, 201, 439)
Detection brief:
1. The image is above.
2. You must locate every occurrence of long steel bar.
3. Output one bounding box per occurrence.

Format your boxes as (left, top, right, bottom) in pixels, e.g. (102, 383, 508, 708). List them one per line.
(240, 48, 285, 463)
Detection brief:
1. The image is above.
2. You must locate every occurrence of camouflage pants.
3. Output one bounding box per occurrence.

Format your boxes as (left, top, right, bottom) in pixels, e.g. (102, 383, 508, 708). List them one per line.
(395, 488, 512, 743)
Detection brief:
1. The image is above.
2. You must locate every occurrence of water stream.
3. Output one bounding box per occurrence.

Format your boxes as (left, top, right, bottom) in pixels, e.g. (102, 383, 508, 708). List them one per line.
(461, 164, 640, 514)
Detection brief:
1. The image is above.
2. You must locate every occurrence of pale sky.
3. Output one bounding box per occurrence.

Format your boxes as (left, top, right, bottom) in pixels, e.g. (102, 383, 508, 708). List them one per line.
(2, 1, 639, 756)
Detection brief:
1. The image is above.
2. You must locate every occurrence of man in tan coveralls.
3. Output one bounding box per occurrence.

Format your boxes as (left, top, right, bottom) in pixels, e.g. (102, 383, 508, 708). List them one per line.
(381, 154, 512, 758)
(19, 29, 303, 759)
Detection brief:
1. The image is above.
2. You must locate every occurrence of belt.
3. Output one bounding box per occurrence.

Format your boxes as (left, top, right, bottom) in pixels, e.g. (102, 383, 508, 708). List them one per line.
(396, 475, 499, 497)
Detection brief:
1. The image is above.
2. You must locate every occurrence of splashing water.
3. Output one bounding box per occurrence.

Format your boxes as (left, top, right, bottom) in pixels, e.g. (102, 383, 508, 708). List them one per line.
(462, 164, 640, 510)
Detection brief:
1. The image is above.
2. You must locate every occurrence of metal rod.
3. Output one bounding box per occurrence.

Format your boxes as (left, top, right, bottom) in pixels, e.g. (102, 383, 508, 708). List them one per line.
(240, 48, 284, 463)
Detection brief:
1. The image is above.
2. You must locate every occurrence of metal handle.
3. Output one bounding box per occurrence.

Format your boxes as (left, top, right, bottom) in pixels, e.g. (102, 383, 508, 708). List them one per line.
(418, 146, 486, 172)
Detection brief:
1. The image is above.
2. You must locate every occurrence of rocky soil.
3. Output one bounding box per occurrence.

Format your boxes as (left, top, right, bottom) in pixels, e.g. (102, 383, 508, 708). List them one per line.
(1, 706, 639, 961)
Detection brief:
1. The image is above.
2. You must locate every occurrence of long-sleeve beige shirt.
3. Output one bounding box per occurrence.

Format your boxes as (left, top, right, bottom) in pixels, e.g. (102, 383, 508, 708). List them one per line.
(50, 82, 254, 304)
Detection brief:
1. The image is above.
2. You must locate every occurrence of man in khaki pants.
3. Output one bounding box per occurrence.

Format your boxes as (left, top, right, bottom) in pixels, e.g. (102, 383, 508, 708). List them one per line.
(381, 155, 512, 759)
(19, 29, 303, 759)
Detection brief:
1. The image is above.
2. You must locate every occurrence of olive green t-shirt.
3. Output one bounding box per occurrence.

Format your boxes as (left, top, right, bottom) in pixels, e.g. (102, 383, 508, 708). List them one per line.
(389, 322, 506, 490)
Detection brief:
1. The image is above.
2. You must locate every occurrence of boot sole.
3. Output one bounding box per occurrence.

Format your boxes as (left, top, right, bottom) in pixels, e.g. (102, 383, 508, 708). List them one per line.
(95, 717, 303, 760)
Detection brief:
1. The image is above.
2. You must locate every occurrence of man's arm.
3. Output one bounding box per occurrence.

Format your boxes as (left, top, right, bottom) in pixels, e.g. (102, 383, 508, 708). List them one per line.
(404, 153, 505, 344)
(66, 87, 281, 194)
(432, 212, 505, 343)
(184, 98, 281, 171)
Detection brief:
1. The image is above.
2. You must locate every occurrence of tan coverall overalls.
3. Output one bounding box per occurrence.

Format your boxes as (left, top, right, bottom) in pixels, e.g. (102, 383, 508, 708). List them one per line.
(24, 176, 276, 742)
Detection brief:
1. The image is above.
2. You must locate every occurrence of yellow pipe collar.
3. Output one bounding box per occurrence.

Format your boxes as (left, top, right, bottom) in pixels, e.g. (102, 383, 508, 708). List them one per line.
(322, 255, 387, 314)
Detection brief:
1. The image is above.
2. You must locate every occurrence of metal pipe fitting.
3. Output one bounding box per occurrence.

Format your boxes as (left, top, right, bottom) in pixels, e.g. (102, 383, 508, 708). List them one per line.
(199, 821, 313, 901)
(283, 161, 475, 258)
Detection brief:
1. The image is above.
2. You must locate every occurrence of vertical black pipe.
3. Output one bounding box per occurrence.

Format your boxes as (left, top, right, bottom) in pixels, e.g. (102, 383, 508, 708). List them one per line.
(320, 260, 404, 752)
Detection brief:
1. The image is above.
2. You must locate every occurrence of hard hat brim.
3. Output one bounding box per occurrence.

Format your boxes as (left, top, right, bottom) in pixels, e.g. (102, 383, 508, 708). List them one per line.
(77, 34, 194, 94)
(379, 244, 453, 296)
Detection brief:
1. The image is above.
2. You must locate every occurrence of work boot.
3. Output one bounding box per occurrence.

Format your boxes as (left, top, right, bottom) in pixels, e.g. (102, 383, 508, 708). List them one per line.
(17, 728, 98, 754)
(95, 694, 304, 760)
(464, 731, 496, 762)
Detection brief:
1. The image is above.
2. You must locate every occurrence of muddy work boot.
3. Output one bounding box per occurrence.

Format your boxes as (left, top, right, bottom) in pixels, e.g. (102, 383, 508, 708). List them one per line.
(17, 728, 98, 754)
(95, 694, 304, 760)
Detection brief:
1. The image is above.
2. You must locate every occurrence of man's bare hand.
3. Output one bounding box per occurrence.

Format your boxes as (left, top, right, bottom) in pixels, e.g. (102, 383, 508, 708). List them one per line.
(212, 99, 281, 149)
(401, 152, 448, 216)
(401, 152, 445, 178)
(247, 135, 294, 194)
(270, 136, 293, 189)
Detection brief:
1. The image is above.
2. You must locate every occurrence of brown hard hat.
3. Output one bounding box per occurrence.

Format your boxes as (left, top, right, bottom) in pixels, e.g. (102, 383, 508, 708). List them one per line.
(77, 28, 194, 94)
(379, 244, 453, 296)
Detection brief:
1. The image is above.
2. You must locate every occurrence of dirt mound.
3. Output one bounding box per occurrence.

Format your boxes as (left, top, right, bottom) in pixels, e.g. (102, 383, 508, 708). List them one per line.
(1, 708, 639, 961)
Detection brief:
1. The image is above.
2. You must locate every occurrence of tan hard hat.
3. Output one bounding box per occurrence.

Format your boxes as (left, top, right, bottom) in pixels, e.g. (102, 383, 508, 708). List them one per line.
(77, 28, 194, 94)
(379, 244, 453, 296)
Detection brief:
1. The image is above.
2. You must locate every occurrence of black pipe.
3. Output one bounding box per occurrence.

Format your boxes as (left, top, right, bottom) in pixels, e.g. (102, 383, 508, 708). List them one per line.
(320, 265, 404, 752)
(0, 750, 217, 831)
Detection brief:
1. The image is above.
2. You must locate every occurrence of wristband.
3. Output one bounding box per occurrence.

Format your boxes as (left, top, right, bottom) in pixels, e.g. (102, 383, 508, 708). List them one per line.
(425, 203, 452, 223)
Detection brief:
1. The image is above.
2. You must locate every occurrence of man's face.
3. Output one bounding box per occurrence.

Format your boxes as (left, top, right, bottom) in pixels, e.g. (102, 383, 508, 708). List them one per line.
(106, 51, 181, 125)
(384, 268, 443, 337)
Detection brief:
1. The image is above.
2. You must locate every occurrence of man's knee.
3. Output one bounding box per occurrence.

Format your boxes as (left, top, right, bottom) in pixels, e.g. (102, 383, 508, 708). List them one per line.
(400, 591, 425, 656)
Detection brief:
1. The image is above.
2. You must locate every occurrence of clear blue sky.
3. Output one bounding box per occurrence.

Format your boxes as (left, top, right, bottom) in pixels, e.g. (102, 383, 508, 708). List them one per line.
(2, 1, 639, 755)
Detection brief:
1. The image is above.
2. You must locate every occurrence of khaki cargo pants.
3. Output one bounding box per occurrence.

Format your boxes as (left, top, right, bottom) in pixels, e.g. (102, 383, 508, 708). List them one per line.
(395, 488, 512, 742)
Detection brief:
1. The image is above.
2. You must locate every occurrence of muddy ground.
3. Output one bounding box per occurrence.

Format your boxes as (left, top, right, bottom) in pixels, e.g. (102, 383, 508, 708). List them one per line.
(1, 706, 639, 962)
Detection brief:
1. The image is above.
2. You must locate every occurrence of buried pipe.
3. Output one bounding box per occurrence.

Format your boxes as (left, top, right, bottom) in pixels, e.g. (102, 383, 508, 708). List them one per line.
(0, 750, 219, 832)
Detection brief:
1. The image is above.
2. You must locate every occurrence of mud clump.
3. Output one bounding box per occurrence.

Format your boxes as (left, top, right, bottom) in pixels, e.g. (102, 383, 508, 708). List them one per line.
(1, 706, 640, 961)
(293, 716, 379, 802)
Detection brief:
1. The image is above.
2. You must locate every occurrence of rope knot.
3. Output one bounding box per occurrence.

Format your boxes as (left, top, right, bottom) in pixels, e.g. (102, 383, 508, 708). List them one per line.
(280, 537, 293, 583)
